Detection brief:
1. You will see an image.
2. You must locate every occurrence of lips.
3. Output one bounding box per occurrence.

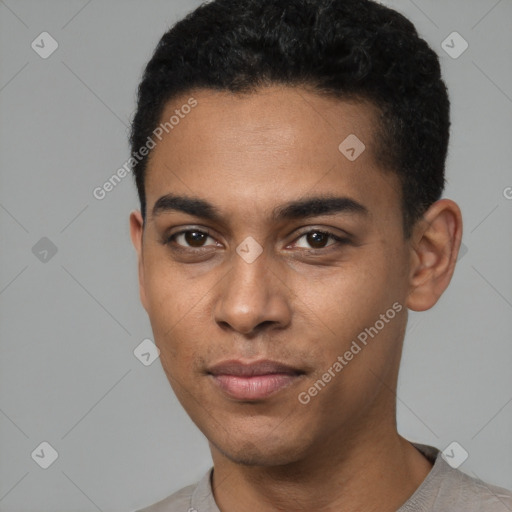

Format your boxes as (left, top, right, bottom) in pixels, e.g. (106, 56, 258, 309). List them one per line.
(207, 359, 305, 400)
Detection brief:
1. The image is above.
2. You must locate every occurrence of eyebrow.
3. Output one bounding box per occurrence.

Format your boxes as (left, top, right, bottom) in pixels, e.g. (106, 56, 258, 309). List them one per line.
(152, 194, 222, 222)
(151, 193, 368, 222)
(274, 195, 368, 220)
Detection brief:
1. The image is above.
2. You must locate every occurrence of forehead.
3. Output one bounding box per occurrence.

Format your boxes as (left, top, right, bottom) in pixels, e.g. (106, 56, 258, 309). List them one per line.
(144, 86, 401, 224)
(150, 85, 379, 161)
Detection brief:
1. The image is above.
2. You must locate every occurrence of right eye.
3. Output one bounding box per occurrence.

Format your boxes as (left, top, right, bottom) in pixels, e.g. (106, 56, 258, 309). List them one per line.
(163, 229, 219, 249)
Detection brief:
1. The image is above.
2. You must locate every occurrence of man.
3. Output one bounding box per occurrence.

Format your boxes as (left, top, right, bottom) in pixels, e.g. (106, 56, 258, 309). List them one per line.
(129, 0, 512, 510)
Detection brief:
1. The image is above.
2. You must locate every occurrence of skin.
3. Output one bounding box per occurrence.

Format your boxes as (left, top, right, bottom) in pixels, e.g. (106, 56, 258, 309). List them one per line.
(130, 85, 463, 512)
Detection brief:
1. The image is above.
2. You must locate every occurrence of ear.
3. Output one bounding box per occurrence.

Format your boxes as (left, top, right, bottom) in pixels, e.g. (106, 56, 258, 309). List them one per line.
(406, 199, 463, 311)
(129, 210, 148, 312)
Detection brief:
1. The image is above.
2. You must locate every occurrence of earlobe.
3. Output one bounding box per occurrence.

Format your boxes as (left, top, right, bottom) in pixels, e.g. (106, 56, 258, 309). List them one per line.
(406, 199, 463, 312)
(129, 210, 148, 311)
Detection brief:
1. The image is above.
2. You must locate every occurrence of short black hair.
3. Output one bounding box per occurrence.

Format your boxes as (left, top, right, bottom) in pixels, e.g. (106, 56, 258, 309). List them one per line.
(130, 0, 450, 237)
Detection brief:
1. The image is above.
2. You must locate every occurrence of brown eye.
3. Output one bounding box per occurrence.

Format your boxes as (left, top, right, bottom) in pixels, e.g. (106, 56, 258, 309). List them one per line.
(166, 230, 217, 249)
(294, 230, 345, 250)
(183, 231, 208, 247)
(306, 231, 330, 249)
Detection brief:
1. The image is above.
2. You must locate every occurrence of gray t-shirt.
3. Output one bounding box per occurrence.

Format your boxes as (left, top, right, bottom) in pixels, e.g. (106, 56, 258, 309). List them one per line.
(136, 442, 512, 511)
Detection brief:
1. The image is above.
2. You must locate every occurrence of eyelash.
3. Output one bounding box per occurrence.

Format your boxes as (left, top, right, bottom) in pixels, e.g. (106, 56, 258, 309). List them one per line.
(162, 228, 350, 252)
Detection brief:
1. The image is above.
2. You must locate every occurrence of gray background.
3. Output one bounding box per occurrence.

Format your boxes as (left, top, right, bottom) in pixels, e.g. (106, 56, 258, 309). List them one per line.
(0, 0, 511, 510)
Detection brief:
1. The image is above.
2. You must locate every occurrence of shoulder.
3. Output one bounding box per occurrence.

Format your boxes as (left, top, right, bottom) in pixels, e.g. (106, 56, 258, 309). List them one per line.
(406, 442, 512, 512)
(449, 467, 512, 510)
(134, 482, 196, 512)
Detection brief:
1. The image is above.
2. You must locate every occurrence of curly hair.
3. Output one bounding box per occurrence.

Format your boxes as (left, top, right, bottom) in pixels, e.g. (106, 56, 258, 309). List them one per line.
(130, 0, 450, 237)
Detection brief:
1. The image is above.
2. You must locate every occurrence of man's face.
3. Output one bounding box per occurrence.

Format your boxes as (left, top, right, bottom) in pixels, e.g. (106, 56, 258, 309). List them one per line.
(131, 86, 414, 466)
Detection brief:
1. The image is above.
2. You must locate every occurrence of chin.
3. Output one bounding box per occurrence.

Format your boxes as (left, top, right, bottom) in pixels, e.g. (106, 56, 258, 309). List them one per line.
(210, 428, 311, 467)
(218, 444, 304, 467)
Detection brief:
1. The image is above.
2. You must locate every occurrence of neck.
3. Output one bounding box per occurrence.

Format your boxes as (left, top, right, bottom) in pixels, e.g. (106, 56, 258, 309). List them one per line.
(210, 427, 433, 512)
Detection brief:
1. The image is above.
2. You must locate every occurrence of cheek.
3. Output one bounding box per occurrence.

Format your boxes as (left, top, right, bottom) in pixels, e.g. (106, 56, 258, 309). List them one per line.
(296, 253, 394, 319)
(144, 250, 202, 322)
(142, 258, 207, 359)
(292, 244, 406, 357)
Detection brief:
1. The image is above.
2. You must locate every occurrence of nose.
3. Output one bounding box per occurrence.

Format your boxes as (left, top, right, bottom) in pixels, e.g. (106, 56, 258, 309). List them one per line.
(213, 248, 292, 336)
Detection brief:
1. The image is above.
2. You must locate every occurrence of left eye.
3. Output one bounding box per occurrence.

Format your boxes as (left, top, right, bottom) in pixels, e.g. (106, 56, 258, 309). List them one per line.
(293, 230, 345, 249)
